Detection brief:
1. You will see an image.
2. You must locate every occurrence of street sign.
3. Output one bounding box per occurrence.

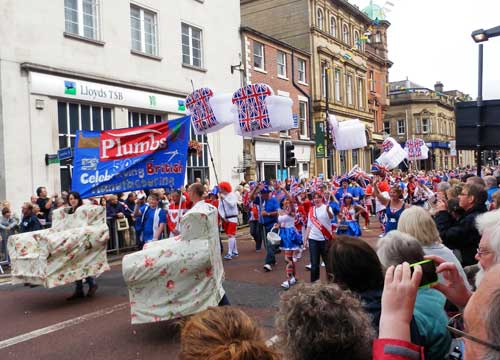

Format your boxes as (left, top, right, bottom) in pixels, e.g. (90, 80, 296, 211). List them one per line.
(315, 122, 325, 158)
(292, 114, 299, 128)
(57, 147, 73, 160)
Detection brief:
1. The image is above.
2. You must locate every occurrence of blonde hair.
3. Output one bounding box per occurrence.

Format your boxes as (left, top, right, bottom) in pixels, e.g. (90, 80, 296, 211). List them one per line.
(397, 206, 442, 246)
(492, 190, 500, 210)
(179, 307, 280, 360)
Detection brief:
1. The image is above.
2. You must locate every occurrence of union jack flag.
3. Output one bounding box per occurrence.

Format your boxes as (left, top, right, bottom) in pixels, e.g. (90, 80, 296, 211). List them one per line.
(232, 84, 272, 133)
(382, 139, 394, 152)
(185, 88, 219, 134)
(406, 139, 424, 159)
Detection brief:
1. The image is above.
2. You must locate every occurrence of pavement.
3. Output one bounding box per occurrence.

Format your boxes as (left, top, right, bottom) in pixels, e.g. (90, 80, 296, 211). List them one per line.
(0, 217, 381, 360)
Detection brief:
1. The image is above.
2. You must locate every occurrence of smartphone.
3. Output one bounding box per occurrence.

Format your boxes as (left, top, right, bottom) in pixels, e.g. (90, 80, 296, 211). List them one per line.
(410, 259, 438, 288)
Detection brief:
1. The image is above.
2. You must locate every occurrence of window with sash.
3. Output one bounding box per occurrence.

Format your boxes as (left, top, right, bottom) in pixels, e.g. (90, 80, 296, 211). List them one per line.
(64, 0, 100, 40)
(131, 5, 158, 56)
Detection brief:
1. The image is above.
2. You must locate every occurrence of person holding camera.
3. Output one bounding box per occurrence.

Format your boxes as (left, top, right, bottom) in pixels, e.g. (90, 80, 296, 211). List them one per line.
(434, 183, 487, 266)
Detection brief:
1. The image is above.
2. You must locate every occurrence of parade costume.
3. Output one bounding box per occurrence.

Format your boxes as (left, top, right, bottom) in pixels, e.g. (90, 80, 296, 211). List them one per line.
(307, 203, 333, 283)
(337, 194, 362, 237)
(384, 203, 405, 234)
(275, 210, 303, 289)
(337, 204, 362, 237)
(167, 200, 188, 236)
(218, 182, 239, 260)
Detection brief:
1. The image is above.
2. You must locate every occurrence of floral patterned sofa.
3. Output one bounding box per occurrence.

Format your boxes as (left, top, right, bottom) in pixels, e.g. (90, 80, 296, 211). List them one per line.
(122, 203, 225, 324)
(8, 205, 110, 288)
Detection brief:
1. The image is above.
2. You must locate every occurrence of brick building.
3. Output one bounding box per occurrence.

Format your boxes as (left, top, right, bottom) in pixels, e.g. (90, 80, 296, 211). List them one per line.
(241, 0, 392, 177)
(240, 27, 314, 181)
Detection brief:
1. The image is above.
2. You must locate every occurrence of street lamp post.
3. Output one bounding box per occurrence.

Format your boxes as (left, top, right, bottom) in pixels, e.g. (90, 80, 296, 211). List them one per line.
(471, 25, 500, 176)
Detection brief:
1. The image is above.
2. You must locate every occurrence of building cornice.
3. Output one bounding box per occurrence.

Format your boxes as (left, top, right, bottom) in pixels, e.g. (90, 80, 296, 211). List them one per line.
(240, 27, 311, 57)
(20, 62, 189, 97)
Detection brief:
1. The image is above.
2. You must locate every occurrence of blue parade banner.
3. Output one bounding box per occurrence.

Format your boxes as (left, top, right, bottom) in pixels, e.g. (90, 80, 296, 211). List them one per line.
(72, 116, 190, 198)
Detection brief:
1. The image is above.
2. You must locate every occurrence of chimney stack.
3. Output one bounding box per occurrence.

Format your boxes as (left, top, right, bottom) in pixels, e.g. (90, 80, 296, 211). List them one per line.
(434, 81, 444, 93)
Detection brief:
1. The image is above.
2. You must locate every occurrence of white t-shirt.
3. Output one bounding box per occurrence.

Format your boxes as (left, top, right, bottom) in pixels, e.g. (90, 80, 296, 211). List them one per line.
(218, 192, 239, 224)
(375, 191, 390, 213)
(307, 204, 332, 241)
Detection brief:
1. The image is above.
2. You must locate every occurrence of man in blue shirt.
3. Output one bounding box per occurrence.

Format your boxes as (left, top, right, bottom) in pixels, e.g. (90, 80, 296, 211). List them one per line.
(249, 183, 280, 271)
(133, 192, 166, 248)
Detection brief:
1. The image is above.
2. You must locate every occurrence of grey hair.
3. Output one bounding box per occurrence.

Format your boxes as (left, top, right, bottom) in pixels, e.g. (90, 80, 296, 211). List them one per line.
(476, 209, 500, 263)
(377, 230, 425, 268)
(484, 176, 498, 189)
(485, 289, 500, 360)
(398, 206, 442, 246)
(437, 181, 451, 193)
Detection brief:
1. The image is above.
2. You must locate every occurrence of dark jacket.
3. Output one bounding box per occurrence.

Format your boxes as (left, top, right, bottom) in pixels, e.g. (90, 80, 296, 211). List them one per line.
(19, 214, 42, 233)
(106, 202, 127, 221)
(434, 204, 487, 266)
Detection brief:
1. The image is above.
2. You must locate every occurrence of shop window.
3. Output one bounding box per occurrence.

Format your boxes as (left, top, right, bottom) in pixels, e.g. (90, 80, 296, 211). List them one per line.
(57, 101, 113, 191)
(128, 111, 163, 127)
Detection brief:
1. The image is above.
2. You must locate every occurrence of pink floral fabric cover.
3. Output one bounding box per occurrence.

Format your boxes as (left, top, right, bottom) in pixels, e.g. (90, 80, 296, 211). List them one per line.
(7, 205, 110, 288)
(122, 202, 225, 324)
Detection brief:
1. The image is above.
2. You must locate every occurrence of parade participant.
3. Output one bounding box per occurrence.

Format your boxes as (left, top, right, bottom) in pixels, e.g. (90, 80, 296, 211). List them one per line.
(134, 192, 166, 247)
(66, 192, 99, 300)
(166, 190, 188, 237)
(304, 192, 334, 282)
(335, 177, 353, 201)
(188, 183, 230, 306)
(218, 182, 239, 260)
(374, 177, 408, 235)
(218, 181, 239, 260)
(273, 196, 302, 289)
(337, 193, 366, 237)
(249, 183, 280, 272)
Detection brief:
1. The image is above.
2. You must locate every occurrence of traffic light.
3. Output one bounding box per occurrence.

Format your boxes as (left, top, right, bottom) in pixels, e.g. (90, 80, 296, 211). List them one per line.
(284, 141, 297, 167)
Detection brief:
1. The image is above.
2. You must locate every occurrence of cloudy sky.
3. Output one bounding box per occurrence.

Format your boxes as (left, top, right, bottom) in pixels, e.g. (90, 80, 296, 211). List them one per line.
(352, 0, 500, 99)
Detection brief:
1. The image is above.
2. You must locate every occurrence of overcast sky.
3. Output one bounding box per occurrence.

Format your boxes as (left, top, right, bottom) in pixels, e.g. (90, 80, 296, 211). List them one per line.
(352, 0, 500, 99)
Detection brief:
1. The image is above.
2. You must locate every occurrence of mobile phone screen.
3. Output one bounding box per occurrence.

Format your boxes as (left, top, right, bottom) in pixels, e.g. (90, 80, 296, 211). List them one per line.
(410, 259, 438, 288)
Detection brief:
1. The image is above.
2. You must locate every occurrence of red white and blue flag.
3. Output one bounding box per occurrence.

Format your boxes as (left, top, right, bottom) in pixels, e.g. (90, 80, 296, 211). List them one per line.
(232, 84, 272, 133)
(185, 88, 219, 134)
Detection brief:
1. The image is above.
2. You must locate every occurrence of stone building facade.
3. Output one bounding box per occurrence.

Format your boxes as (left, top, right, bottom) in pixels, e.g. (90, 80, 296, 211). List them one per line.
(385, 80, 475, 170)
(240, 27, 314, 181)
(241, 0, 391, 176)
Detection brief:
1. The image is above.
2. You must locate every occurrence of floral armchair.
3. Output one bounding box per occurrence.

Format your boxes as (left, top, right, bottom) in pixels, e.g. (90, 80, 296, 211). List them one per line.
(8, 205, 110, 288)
(122, 202, 225, 324)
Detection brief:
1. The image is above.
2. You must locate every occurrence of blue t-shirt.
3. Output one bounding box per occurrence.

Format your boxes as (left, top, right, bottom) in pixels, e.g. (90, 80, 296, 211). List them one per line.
(351, 186, 365, 204)
(140, 204, 166, 241)
(329, 201, 340, 224)
(335, 186, 354, 201)
(253, 196, 280, 228)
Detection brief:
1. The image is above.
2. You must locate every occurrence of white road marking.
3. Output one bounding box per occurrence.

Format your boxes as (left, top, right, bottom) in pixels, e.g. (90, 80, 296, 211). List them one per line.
(0, 302, 129, 350)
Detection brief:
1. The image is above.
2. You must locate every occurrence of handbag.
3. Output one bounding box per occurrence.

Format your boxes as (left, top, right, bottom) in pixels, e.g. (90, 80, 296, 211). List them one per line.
(266, 227, 281, 246)
(337, 222, 349, 231)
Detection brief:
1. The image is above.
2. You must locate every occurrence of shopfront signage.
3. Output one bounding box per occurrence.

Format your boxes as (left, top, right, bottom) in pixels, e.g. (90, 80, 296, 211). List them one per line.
(30, 72, 186, 114)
